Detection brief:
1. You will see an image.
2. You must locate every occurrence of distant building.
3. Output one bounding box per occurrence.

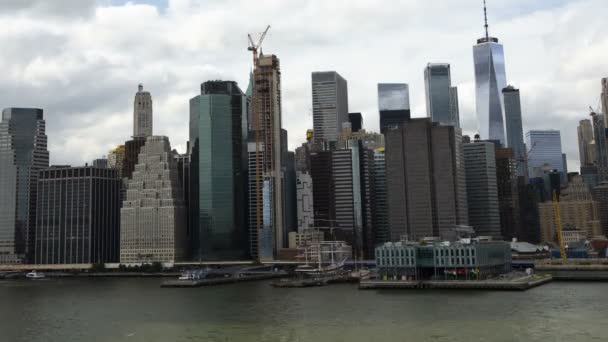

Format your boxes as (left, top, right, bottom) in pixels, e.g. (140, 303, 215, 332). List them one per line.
(310, 150, 334, 231)
(591, 112, 608, 181)
(503, 86, 526, 176)
(120, 136, 187, 263)
(35, 166, 121, 264)
(449, 86, 461, 128)
(133, 84, 153, 138)
(577, 119, 595, 167)
(189, 80, 249, 261)
(296, 171, 314, 231)
(495, 148, 522, 241)
(92, 158, 108, 169)
(108, 145, 125, 175)
(593, 182, 608, 237)
(375, 240, 512, 280)
(538, 176, 601, 243)
(526, 130, 565, 181)
(385, 118, 468, 241)
(348, 112, 363, 132)
(425, 63, 457, 127)
(463, 141, 502, 239)
(373, 148, 390, 246)
(312, 71, 349, 144)
(378, 83, 410, 133)
(602, 77, 608, 124)
(0, 108, 49, 264)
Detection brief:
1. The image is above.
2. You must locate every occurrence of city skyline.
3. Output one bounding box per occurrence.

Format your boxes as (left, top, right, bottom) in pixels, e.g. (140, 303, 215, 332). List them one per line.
(0, 0, 606, 172)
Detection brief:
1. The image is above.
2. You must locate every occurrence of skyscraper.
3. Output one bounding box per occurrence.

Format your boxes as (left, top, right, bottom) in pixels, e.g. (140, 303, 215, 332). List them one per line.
(425, 63, 457, 127)
(378, 83, 410, 133)
(120, 136, 187, 263)
(473, 3, 508, 145)
(495, 147, 522, 241)
(463, 141, 501, 240)
(133, 84, 153, 138)
(373, 148, 389, 245)
(296, 171, 314, 230)
(450, 87, 461, 128)
(189, 81, 249, 261)
(591, 111, 608, 182)
(348, 113, 363, 132)
(601, 77, 608, 122)
(526, 130, 565, 181)
(249, 53, 284, 260)
(503, 86, 526, 177)
(311, 71, 349, 144)
(0, 108, 49, 264)
(577, 119, 595, 167)
(385, 118, 468, 241)
(35, 166, 121, 264)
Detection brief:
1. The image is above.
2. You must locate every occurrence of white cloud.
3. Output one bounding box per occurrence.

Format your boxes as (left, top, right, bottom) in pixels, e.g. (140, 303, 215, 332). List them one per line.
(0, 0, 606, 172)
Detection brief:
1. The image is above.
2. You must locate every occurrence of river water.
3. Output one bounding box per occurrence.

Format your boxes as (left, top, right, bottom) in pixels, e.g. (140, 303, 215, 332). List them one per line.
(0, 278, 606, 342)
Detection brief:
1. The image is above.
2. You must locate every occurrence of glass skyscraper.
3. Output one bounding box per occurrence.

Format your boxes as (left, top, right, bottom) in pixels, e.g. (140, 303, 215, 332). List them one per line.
(377, 83, 410, 133)
(526, 130, 565, 180)
(311, 71, 349, 143)
(473, 36, 507, 145)
(503, 86, 526, 177)
(0, 108, 49, 264)
(425, 63, 458, 127)
(189, 81, 249, 261)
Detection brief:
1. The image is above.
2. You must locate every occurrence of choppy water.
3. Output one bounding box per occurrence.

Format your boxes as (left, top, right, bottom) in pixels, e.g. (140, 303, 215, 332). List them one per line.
(0, 278, 606, 342)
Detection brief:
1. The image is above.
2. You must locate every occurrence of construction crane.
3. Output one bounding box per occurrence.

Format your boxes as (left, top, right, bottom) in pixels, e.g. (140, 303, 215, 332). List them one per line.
(552, 190, 567, 261)
(247, 25, 270, 261)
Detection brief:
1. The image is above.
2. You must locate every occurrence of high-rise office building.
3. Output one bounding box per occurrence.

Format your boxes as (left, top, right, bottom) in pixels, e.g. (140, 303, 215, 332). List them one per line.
(93, 158, 109, 169)
(120, 136, 187, 263)
(425, 63, 457, 127)
(591, 112, 608, 181)
(463, 141, 501, 239)
(450, 87, 461, 129)
(35, 166, 121, 264)
(133, 84, 153, 138)
(310, 150, 334, 231)
(189, 81, 249, 261)
(249, 54, 284, 260)
(378, 83, 410, 133)
(578, 119, 595, 167)
(495, 148, 522, 241)
(0, 108, 49, 264)
(503, 86, 526, 177)
(311, 71, 349, 144)
(526, 130, 565, 180)
(373, 148, 389, 245)
(385, 118, 468, 241)
(473, 3, 508, 145)
(348, 113, 363, 132)
(296, 171, 314, 231)
(108, 145, 125, 175)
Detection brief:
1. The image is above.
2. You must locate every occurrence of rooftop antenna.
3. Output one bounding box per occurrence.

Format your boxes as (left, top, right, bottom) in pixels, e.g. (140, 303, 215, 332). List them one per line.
(483, 0, 489, 40)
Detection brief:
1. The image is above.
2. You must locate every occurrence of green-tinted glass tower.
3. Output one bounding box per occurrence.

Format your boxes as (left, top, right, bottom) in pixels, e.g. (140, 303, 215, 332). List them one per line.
(189, 81, 249, 260)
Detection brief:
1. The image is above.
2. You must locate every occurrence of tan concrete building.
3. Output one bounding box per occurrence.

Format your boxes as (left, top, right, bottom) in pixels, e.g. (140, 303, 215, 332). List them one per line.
(539, 176, 601, 243)
(120, 136, 187, 263)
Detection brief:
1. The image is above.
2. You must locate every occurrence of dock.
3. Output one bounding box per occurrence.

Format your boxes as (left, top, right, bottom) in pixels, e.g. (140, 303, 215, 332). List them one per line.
(160, 273, 286, 288)
(359, 275, 552, 291)
(535, 262, 608, 281)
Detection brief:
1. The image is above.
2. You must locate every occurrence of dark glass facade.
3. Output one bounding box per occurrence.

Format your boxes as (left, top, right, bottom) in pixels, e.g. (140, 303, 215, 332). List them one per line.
(189, 81, 249, 260)
(348, 113, 363, 132)
(0, 108, 49, 264)
(35, 166, 121, 264)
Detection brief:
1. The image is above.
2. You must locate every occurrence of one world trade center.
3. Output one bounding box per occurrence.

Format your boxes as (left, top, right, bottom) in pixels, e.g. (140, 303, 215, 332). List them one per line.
(473, 1, 507, 145)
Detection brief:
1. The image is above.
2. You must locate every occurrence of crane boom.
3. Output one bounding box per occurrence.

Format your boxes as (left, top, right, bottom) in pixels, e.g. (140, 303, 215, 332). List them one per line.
(552, 190, 567, 261)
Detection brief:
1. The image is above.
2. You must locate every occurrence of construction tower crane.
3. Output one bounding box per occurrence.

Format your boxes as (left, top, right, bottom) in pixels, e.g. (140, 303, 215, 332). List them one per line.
(552, 190, 567, 261)
(247, 25, 270, 261)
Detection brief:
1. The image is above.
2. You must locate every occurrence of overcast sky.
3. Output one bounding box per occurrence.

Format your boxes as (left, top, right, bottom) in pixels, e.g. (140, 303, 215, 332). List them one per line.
(1, 0, 606, 171)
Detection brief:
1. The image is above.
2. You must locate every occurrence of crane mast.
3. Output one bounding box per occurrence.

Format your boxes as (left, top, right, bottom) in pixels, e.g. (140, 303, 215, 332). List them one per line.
(248, 25, 271, 261)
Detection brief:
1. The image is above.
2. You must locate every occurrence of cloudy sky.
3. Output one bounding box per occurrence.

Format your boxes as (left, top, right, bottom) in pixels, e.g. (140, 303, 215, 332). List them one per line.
(1, 0, 606, 171)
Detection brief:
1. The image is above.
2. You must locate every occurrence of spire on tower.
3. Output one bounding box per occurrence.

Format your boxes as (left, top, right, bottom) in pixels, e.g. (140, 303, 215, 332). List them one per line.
(483, 0, 489, 40)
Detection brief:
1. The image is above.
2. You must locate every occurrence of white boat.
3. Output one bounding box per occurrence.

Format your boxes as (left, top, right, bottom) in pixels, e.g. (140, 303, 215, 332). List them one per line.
(178, 269, 208, 281)
(25, 270, 45, 279)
